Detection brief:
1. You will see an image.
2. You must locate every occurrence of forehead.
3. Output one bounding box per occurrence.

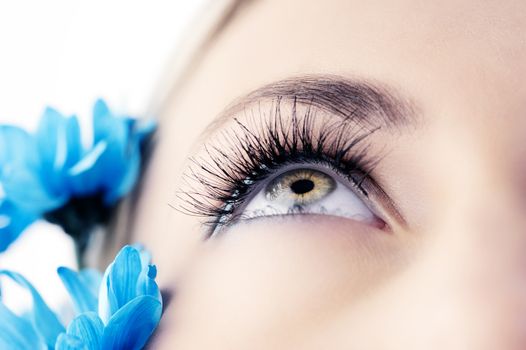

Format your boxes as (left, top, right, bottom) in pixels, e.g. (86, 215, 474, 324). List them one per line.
(163, 0, 526, 134)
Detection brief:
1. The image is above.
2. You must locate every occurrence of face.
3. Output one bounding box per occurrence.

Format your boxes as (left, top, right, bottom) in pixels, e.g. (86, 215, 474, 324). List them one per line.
(131, 0, 526, 348)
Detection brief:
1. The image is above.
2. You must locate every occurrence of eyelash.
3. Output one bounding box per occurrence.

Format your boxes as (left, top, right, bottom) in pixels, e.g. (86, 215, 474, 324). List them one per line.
(177, 97, 382, 234)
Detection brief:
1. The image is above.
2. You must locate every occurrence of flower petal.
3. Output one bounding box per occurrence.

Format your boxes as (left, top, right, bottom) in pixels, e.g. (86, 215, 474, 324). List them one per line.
(64, 114, 83, 168)
(2, 167, 64, 212)
(65, 312, 103, 350)
(0, 270, 64, 347)
(67, 141, 107, 196)
(137, 264, 161, 303)
(0, 125, 38, 167)
(134, 244, 161, 303)
(79, 269, 102, 299)
(134, 120, 156, 144)
(36, 107, 82, 197)
(0, 199, 36, 252)
(102, 142, 139, 204)
(66, 99, 154, 203)
(108, 246, 142, 305)
(55, 333, 87, 350)
(102, 118, 155, 204)
(92, 99, 142, 203)
(57, 267, 99, 314)
(98, 245, 142, 324)
(101, 296, 162, 350)
(92, 99, 111, 139)
(0, 302, 42, 349)
(0, 126, 62, 213)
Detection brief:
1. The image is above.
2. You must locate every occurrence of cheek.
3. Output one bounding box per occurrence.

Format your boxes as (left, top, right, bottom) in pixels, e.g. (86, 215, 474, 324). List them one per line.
(155, 215, 410, 348)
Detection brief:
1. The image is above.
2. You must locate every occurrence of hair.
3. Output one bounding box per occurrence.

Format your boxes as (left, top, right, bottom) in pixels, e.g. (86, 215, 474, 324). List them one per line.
(89, 0, 255, 268)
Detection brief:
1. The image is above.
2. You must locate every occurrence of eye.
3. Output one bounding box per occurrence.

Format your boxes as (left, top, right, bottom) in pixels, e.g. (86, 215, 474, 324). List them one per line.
(177, 99, 404, 235)
(238, 166, 384, 228)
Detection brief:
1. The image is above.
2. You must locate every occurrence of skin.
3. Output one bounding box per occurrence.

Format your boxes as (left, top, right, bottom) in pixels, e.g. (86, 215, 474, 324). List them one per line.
(129, 0, 526, 348)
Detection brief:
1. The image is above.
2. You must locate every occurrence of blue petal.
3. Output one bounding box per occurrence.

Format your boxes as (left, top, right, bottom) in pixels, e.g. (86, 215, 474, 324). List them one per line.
(92, 99, 138, 201)
(69, 103, 133, 200)
(101, 296, 162, 350)
(96, 127, 130, 202)
(68, 99, 154, 203)
(0, 199, 36, 252)
(65, 312, 103, 350)
(78, 269, 102, 299)
(92, 99, 129, 146)
(36, 108, 82, 197)
(0, 125, 38, 167)
(0, 126, 62, 213)
(0, 302, 42, 349)
(98, 246, 142, 324)
(55, 333, 87, 350)
(2, 167, 65, 213)
(67, 141, 107, 196)
(64, 114, 83, 168)
(134, 245, 161, 302)
(134, 120, 156, 144)
(102, 141, 139, 204)
(0, 270, 64, 347)
(57, 267, 99, 314)
(102, 119, 155, 204)
(136, 264, 161, 304)
(92, 99, 111, 143)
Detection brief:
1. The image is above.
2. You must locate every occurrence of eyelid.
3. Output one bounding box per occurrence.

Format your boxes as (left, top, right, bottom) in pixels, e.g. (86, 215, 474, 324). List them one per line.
(210, 164, 392, 238)
(176, 97, 407, 236)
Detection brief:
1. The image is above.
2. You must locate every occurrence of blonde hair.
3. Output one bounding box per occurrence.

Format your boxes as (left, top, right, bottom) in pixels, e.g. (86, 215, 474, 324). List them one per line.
(89, 0, 255, 268)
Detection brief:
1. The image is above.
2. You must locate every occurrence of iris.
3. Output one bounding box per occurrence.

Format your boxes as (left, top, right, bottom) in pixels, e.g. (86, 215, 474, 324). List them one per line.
(0, 100, 154, 252)
(0, 245, 163, 350)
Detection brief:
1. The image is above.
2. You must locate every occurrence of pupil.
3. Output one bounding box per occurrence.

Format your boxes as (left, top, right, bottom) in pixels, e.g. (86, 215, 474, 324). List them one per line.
(290, 179, 315, 194)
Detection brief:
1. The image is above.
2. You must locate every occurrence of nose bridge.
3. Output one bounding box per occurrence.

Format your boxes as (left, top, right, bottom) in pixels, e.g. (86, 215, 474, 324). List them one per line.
(418, 195, 526, 349)
(446, 127, 525, 258)
(416, 119, 526, 347)
(439, 120, 526, 288)
(428, 110, 526, 258)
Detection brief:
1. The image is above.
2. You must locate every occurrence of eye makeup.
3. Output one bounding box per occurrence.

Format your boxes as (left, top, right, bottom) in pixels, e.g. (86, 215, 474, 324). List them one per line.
(177, 95, 403, 236)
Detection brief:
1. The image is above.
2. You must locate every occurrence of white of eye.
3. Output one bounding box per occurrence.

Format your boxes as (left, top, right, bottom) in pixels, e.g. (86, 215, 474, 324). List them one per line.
(238, 167, 377, 224)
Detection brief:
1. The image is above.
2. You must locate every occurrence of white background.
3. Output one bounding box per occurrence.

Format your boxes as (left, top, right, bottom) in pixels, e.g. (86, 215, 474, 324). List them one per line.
(0, 0, 206, 313)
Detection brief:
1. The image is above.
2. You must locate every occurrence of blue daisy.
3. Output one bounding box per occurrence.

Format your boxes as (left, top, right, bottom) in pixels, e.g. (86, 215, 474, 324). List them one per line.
(0, 100, 155, 252)
(0, 245, 163, 350)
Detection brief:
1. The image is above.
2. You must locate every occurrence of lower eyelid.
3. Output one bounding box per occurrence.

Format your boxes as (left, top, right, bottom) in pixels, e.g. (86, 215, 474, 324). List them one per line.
(224, 211, 388, 237)
(237, 211, 387, 231)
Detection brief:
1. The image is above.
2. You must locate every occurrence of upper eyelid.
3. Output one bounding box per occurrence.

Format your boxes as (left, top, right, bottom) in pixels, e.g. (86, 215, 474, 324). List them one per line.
(177, 99, 408, 231)
(177, 76, 417, 233)
(197, 74, 420, 144)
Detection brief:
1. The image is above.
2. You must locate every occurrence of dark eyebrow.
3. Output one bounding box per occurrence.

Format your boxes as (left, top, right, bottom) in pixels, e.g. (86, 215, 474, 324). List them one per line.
(218, 75, 419, 130)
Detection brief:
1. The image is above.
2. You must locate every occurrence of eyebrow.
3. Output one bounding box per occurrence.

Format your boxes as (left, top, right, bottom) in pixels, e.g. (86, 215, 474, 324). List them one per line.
(216, 75, 419, 131)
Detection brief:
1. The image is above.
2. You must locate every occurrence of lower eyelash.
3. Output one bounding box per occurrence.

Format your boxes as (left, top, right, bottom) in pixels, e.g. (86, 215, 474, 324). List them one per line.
(176, 97, 381, 234)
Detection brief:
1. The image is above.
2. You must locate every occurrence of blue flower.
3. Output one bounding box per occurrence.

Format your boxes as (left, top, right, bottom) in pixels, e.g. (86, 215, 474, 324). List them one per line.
(0, 245, 163, 350)
(0, 100, 155, 252)
(0, 199, 37, 252)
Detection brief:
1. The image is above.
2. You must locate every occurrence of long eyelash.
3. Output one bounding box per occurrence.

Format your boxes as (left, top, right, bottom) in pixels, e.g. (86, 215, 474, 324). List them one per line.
(176, 97, 381, 232)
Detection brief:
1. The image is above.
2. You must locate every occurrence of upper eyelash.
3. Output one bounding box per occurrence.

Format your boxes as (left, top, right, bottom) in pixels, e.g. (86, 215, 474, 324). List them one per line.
(176, 96, 382, 234)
